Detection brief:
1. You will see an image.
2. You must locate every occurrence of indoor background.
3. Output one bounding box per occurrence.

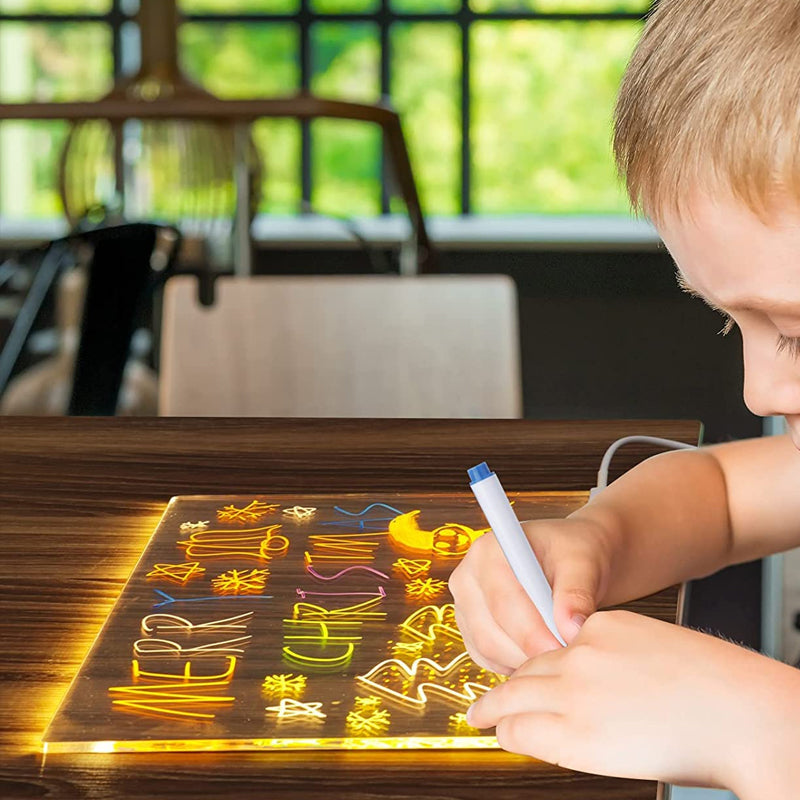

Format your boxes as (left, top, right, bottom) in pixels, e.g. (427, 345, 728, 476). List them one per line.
(0, 4, 777, 797)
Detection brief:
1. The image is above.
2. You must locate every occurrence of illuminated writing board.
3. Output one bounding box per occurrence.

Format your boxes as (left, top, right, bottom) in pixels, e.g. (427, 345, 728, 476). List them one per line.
(43, 492, 586, 753)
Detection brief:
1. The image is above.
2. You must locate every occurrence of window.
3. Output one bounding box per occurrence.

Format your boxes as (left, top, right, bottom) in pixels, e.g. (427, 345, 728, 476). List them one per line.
(0, 0, 650, 226)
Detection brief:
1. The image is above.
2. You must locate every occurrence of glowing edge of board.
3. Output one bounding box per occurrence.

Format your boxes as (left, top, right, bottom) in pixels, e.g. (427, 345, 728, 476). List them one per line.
(43, 735, 501, 754)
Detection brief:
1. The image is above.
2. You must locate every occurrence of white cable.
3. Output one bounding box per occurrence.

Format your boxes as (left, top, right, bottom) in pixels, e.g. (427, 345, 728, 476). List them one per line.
(590, 435, 697, 499)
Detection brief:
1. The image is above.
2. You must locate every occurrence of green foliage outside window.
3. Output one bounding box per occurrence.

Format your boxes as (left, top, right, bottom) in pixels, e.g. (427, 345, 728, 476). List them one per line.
(0, 0, 648, 221)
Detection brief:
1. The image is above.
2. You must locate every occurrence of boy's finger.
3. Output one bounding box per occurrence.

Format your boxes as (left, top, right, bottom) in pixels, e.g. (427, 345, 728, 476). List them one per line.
(509, 645, 564, 678)
(483, 576, 562, 656)
(451, 575, 529, 672)
(551, 558, 602, 643)
(467, 675, 560, 729)
(454, 607, 518, 676)
(494, 711, 564, 761)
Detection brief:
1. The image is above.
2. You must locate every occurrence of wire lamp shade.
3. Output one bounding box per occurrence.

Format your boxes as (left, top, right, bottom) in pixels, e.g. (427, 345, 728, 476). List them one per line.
(0, 4, 435, 273)
(58, 0, 261, 268)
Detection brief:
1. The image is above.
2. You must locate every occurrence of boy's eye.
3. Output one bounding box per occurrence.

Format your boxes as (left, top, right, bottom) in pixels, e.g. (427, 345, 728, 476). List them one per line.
(777, 334, 800, 360)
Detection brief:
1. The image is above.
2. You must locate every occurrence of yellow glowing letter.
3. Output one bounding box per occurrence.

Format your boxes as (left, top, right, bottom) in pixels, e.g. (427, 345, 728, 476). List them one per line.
(140, 612, 253, 637)
(110, 681, 235, 720)
(132, 656, 237, 683)
(292, 595, 386, 622)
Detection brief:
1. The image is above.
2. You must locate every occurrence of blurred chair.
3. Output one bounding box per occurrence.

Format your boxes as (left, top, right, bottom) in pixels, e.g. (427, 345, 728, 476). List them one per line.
(158, 274, 522, 418)
(0, 223, 180, 416)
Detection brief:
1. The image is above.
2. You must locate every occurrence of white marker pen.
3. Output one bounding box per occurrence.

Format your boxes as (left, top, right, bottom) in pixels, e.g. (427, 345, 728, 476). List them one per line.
(468, 462, 566, 647)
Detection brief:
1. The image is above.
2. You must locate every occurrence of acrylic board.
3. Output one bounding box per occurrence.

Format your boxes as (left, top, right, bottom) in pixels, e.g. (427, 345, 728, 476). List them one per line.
(43, 492, 587, 754)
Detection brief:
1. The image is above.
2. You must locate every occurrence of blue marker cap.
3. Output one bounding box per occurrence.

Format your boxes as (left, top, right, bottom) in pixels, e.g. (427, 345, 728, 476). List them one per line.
(467, 461, 493, 484)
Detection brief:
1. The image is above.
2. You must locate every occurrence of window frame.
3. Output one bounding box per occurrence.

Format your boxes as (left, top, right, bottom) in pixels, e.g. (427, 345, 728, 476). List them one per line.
(0, 1, 651, 231)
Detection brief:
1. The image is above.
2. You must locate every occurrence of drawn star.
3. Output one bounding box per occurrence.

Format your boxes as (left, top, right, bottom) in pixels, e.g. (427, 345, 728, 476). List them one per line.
(261, 673, 307, 699)
(212, 568, 270, 595)
(404, 577, 448, 602)
(265, 697, 326, 722)
(146, 562, 206, 584)
(217, 500, 278, 524)
(282, 505, 317, 520)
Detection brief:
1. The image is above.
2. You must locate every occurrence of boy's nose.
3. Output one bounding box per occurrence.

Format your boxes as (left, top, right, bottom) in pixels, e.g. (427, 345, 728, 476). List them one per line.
(742, 340, 800, 418)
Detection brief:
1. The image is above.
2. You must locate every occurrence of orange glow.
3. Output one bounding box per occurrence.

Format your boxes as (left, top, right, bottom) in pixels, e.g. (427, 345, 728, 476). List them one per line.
(217, 500, 278, 524)
(392, 558, 431, 579)
(211, 568, 270, 595)
(178, 524, 288, 561)
(43, 494, 585, 755)
(404, 578, 449, 602)
(146, 561, 206, 584)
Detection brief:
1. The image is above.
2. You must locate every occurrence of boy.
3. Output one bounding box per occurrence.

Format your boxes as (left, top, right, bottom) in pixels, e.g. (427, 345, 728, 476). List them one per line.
(449, 1, 800, 798)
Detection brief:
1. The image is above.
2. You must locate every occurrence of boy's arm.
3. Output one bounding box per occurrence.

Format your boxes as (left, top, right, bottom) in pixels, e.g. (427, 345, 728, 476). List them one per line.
(570, 434, 800, 607)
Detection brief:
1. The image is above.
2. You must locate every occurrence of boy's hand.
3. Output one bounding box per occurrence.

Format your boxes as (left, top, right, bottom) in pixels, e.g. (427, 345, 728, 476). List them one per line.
(448, 517, 613, 674)
(466, 610, 798, 792)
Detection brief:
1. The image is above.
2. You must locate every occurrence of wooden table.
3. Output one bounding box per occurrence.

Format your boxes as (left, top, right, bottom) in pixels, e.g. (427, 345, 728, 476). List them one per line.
(0, 417, 700, 800)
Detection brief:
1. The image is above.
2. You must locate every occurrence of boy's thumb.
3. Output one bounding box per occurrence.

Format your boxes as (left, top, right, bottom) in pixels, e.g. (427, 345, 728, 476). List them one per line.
(551, 562, 600, 644)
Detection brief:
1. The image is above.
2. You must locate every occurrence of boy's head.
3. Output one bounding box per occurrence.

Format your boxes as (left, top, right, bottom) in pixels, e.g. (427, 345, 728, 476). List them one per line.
(614, 0, 800, 223)
(614, 0, 800, 444)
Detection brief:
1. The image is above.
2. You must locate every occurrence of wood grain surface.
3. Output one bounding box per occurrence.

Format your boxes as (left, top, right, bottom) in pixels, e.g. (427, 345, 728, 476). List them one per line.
(0, 417, 700, 800)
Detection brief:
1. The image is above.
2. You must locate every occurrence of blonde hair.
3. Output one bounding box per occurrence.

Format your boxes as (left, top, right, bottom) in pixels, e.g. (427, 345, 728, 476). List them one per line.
(613, 0, 800, 222)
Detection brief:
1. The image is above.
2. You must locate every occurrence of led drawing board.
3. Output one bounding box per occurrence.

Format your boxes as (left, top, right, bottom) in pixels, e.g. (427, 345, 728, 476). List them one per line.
(43, 492, 587, 754)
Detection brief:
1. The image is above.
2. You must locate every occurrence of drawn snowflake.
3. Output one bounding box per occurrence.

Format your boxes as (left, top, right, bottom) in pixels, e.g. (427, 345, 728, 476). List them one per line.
(346, 707, 391, 736)
(261, 673, 307, 699)
(146, 561, 206, 584)
(216, 500, 278, 524)
(212, 568, 270, 595)
(404, 577, 448, 602)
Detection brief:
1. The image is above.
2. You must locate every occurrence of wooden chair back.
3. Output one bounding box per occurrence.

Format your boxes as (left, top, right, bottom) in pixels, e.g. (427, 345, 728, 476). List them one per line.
(158, 274, 522, 418)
